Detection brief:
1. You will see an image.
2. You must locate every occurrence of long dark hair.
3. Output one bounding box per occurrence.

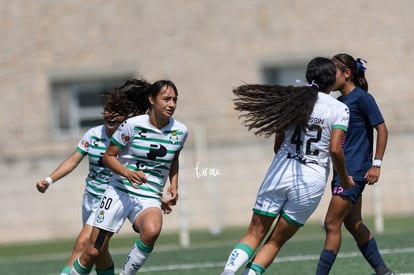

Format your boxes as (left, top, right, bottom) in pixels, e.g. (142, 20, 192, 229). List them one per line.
(119, 78, 152, 115)
(102, 79, 147, 117)
(233, 57, 336, 137)
(332, 53, 369, 91)
(107, 78, 178, 116)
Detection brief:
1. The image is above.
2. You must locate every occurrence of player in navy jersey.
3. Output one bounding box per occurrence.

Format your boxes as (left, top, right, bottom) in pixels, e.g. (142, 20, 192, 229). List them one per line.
(316, 53, 393, 275)
(70, 79, 188, 275)
(36, 81, 140, 275)
(221, 57, 354, 275)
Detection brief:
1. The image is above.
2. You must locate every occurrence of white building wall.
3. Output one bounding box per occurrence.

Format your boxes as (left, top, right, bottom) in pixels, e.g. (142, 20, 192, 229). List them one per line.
(0, 0, 413, 243)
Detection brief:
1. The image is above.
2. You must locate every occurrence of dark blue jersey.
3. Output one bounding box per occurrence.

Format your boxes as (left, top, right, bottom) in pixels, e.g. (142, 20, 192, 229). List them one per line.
(333, 87, 384, 182)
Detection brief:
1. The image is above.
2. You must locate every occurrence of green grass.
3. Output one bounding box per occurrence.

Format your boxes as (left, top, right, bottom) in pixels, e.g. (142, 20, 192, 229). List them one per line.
(0, 215, 413, 274)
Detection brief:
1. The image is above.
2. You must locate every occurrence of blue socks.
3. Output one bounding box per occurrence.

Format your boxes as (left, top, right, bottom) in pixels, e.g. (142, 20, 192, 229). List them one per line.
(358, 238, 387, 272)
(316, 249, 336, 275)
(317, 238, 388, 275)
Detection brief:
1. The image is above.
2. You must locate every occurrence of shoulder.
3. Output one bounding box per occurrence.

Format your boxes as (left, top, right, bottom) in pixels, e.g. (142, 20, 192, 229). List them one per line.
(353, 87, 379, 106)
(128, 114, 148, 123)
(121, 114, 148, 129)
(82, 125, 105, 137)
(170, 118, 188, 133)
(318, 93, 348, 109)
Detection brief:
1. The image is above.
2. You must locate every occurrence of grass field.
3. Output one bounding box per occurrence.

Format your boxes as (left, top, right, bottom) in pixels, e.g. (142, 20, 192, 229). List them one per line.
(0, 215, 413, 275)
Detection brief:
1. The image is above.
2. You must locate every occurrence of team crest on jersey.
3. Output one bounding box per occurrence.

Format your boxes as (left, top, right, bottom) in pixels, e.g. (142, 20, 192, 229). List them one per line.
(96, 210, 105, 223)
(121, 133, 130, 143)
(169, 131, 178, 144)
(80, 140, 89, 149)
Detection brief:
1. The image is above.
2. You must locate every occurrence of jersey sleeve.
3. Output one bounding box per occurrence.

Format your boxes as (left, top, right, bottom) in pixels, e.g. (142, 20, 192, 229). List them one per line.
(358, 92, 384, 127)
(111, 120, 132, 149)
(332, 103, 350, 132)
(76, 130, 92, 156)
(179, 125, 189, 148)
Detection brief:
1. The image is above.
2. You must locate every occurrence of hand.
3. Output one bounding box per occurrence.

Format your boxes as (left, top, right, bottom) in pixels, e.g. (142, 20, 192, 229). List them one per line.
(161, 198, 173, 214)
(126, 170, 147, 188)
(36, 180, 50, 193)
(165, 184, 178, 206)
(364, 166, 380, 185)
(341, 175, 355, 189)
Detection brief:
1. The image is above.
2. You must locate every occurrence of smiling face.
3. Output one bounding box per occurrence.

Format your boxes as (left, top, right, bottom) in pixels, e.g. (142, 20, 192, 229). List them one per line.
(103, 111, 126, 137)
(148, 84, 178, 122)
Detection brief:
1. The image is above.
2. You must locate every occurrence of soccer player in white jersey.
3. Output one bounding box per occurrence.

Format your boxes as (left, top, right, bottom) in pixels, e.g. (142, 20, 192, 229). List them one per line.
(36, 81, 140, 275)
(70, 79, 188, 275)
(221, 57, 354, 275)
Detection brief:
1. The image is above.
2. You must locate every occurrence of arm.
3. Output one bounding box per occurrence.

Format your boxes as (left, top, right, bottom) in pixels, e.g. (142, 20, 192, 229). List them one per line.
(102, 142, 147, 187)
(330, 128, 354, 189)
(36, 150, 84, 193)
(165, 151, 181, 206)
(365, 122, 388, 185)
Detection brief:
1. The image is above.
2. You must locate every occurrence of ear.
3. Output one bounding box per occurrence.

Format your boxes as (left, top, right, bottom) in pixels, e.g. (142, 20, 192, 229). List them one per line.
(344, 68, 352, 79)
(148, 94, 155, 105)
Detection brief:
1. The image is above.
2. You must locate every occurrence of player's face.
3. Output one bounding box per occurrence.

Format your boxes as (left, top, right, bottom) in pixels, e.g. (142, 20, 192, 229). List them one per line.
(103, 111, 126, 137)
(149, 85, 177, 120)
(331, 66, 350, 92)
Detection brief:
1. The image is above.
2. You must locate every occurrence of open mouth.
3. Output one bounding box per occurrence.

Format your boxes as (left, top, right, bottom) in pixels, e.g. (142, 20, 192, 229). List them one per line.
(106, 119, 118, 126)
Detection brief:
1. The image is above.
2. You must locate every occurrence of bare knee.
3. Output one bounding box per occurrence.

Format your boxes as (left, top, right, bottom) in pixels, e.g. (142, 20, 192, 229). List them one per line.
(323, 217, 342, 233)
(344, 219, 361, 233)
(140, 227, 161, 245)
(81, 228, 112, 265)
(87, 245, 101, 259)
(73, 238, 88, 254)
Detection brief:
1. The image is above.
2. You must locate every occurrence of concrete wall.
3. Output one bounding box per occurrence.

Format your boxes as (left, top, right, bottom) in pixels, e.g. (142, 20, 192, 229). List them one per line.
(1, 0, 413, 243)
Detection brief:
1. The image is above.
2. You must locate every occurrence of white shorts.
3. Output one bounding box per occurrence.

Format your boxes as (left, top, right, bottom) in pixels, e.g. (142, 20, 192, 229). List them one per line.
(253, 155, 328, 226)
(92, 185, 161, 233)
(82, 192, 101, 225)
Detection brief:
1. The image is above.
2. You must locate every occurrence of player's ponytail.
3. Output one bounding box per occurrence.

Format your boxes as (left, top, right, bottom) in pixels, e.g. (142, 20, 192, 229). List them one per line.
(233, 57, 336, 137)
(233, 84, 318, 137)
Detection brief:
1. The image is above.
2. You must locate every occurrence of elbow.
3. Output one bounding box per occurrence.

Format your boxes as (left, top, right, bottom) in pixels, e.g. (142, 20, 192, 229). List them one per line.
(377, 122, 388, 136)
(102, 153, 110, 167)
(329, 147, 343, 159)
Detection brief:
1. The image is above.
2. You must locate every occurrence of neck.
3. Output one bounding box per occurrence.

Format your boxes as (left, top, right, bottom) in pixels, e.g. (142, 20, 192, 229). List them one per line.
(341, 83, 356, 96)
(105, 127, 113, 138)
(149, 114, 169, 129)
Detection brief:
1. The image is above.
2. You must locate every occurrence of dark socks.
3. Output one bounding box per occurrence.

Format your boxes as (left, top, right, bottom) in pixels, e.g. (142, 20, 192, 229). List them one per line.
(358, 238, 388, 273)
(316, 249, 336, 275)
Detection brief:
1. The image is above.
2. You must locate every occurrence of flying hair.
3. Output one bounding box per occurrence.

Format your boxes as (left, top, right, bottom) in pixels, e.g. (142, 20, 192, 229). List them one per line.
(233, 84, 318, 137)
(233, 57, 336, 137)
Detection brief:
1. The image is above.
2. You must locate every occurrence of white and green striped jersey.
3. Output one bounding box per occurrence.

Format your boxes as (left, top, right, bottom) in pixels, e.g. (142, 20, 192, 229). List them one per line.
(110, 114, 188, 199)
(76, 125, 112, 199)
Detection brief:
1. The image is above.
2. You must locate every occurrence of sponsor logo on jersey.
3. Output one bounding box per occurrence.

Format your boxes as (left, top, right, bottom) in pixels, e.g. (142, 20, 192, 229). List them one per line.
(121, 133, 130, 143)
(81, 140, 89, 149)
